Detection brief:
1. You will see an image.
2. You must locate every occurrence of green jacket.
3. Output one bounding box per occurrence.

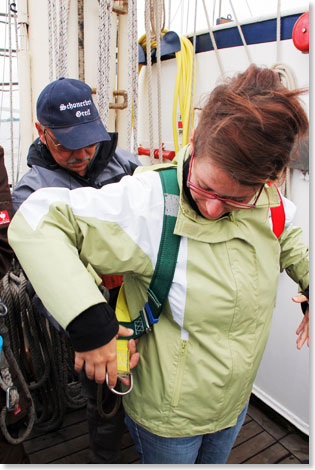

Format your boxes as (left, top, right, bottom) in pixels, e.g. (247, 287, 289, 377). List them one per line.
(8, 145, 308, 437)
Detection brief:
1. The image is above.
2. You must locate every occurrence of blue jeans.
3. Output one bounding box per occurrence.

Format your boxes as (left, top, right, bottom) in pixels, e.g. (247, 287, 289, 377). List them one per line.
(125, 403, 248, 464)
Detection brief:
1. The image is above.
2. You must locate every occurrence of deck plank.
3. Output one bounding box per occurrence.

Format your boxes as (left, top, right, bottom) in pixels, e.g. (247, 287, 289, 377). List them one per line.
(227, 431, 275, 464)
(21, 395, 309, 465)
(279, 433, 309, 462)
(28, 434, 89, 464)
(233, 420, 263, 447)
(246, 401, 290, 440)
(244, 443, 290, 464)
(23, 420, 88, 454)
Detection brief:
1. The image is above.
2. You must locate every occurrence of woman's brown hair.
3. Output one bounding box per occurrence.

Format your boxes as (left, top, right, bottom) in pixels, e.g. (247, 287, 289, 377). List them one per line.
(193, 64, 308, 186)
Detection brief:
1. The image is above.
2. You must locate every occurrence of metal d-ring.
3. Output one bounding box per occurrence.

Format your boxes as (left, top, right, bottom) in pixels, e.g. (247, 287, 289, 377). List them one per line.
(106, 372, 134, 396)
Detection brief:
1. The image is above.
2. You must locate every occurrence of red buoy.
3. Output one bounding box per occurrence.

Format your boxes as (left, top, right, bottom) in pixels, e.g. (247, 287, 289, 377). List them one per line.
(292, 12, 309, 53)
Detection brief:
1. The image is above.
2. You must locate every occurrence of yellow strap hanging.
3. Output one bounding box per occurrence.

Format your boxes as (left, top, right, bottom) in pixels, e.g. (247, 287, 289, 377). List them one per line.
(115, 284, 131, 376)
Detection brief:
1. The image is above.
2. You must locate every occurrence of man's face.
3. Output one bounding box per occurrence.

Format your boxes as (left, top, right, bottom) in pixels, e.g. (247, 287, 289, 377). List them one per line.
(36, 123, 97, 176)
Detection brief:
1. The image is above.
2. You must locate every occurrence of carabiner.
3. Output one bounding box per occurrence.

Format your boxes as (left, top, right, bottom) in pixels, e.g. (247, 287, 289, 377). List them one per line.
(6, 386, 18, 411)
(106, 372, 134, 396)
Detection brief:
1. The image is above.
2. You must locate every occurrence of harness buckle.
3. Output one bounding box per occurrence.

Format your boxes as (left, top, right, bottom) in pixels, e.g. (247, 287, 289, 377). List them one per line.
(141, 306, 152, 333)
(6, 386, 18, 411)
(144, 302, 159, 326)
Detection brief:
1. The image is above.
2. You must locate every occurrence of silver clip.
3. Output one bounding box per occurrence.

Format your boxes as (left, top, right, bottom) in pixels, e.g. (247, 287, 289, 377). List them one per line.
(6, 386, 18, 411)
(106, 372, 134, 396)
(141, 307, 152, 333)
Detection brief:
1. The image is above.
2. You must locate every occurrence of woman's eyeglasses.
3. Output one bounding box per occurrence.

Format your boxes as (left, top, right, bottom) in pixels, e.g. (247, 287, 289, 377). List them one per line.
(187, 153, 264, 209)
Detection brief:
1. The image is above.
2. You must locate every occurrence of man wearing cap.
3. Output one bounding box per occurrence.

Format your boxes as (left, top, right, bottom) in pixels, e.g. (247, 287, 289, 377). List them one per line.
(12, 77, 141, 464)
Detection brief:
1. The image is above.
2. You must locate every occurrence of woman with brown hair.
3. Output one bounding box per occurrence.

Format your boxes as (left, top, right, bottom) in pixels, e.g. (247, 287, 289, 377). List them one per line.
(8, 64, 309, 463)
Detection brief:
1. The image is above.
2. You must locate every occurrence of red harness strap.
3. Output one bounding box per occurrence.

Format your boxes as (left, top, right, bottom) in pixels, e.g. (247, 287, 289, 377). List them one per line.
(269, 184, 285, 238)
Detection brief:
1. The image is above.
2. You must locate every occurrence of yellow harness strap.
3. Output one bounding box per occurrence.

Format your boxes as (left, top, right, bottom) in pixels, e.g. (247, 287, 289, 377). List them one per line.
(115, 284, 131, 376)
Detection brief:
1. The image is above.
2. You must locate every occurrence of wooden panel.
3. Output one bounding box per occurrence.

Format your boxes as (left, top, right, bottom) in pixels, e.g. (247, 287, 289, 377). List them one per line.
(245, 443, 289, 464)
(227, 431, 275, 464)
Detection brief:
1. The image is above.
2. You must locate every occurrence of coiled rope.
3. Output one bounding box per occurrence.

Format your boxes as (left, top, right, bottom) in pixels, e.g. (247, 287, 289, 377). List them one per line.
(0, 262, 86, 442)
(97, 0, 113, 126)
(47, 0, 70, 80)
(127, 0, 139, 155)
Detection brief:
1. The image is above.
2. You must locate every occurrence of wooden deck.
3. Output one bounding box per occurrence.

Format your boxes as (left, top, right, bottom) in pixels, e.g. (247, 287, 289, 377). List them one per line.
(17, 395, 308, 464)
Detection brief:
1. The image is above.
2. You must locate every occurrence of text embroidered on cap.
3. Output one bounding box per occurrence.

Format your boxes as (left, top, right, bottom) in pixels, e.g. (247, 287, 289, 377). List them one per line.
(76, 109, 91, 117)
(0, 210, 10, 225)
(59, 99, 92, 111)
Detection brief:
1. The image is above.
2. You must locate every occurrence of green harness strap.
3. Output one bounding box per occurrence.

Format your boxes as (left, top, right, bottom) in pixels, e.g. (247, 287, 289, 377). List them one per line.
(119, 168, 181, 339)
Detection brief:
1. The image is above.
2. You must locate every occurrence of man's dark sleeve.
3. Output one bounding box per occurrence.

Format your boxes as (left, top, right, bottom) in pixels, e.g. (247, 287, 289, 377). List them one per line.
(66, 303, 119, 352)
(0, 146, 13, 278)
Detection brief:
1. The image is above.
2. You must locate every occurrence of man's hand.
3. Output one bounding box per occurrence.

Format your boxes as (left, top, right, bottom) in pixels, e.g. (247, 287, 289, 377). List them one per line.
(74, 325, 137, 387)
(292, 294, 309, 349)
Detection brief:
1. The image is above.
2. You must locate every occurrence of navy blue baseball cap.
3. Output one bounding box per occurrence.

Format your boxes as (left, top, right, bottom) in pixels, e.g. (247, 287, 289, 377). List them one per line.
(36, 77, 110, 150)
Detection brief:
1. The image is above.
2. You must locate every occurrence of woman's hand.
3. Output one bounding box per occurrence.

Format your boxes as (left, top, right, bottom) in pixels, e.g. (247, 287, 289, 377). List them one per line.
(292, 294, 309, 349)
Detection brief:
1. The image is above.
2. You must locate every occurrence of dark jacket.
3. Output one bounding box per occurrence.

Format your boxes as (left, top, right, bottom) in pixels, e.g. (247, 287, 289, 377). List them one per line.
(0, 146, 13, 278)
(12, 133, 140, 212)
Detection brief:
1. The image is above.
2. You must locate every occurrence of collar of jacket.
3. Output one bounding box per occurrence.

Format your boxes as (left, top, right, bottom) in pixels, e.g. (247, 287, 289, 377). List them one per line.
(27, 133, 119, 183)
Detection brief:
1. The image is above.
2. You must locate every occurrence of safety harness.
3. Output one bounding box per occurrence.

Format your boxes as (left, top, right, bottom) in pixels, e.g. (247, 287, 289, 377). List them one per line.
(109, 169, 285, 394)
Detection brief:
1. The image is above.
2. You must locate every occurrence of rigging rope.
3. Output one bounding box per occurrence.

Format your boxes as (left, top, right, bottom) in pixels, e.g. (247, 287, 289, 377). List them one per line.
(271, 62, 297, 199)
(127, 0, 139, 155)
(0, 262, 86, 441)
(202, 0, 225, 80)
(47, 0, 70, 80)
(228, 0, 252, 64)
(97, 0, 113, 126)
(57, 0, 69, 78)
(189, 0, 198, 139)
(7, 0, 14, 188)
(276, 0, 281, 63)
(154, 0, 163, 162)
(144, 0, 154, 163)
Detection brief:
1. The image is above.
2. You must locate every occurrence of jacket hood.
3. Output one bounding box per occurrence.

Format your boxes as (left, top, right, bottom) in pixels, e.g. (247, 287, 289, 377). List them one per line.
(27, 133, 119, 182)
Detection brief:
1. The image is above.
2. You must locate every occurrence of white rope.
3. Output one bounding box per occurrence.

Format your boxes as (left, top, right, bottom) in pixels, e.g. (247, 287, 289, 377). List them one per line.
(228, 0, 252, 64)
(47, 0, 54, 81)
(276, 0, 281, 63)
(98, 0, 113, 126)
(0, 366, 19, 409)
(271, 63, 298, 199)
(58, 0, 69, 78)
(212, 0, 216, 26)
(127, 0, 139, 154)
(202, 0, 225, 80)
(145, 0, 154, 163)
(7, 0, 14, 187)
(155, 0, 163, 162)
(189, 0, 197, 138)
(13, 4, 21, 185)
(186, 0, 190, 35)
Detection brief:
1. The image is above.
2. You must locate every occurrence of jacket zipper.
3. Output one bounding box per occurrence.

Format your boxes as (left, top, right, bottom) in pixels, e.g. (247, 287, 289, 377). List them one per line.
(171, 340, 187, 407)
